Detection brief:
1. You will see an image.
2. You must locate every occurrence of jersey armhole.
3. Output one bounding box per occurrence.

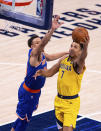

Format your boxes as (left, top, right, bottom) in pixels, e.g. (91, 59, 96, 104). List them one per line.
(73, 63, 85, 75)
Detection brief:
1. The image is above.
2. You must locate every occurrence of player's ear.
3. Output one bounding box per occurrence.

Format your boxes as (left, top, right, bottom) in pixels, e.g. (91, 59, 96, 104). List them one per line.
(31, 44, 34, 49)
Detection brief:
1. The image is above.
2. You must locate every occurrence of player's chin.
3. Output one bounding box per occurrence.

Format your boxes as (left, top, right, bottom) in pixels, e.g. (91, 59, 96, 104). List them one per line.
(69, 52, 75, 57)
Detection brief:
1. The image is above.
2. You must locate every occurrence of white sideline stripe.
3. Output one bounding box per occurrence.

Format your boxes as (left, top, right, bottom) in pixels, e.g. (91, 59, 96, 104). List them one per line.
(77, 112, 101, 122)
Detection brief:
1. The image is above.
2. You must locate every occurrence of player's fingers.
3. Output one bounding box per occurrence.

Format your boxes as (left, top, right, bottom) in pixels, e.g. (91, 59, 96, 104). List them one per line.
(34, 75, 37, 80)
(37, 70, 43, 76)
(56, 15, 60, 20)
(33, 71, 39, 79)
(54, 15, 60, 19)
(59, 22, 64, 25)
(56, 22, 64, 28)
(53, 15, 60, 21)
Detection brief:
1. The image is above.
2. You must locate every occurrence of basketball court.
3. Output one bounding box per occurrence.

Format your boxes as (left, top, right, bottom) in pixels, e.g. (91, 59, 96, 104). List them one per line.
(0, 0, 101, 130)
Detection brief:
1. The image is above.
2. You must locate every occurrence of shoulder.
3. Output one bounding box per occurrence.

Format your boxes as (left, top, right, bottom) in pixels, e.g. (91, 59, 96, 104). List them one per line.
(59, 55, 69, 63)
(41, 52, 46, 60)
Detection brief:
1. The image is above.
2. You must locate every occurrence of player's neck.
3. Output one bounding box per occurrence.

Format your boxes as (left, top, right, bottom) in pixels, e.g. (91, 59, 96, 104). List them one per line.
(38, 53, 42, 62)
(69, 55, 76, 62)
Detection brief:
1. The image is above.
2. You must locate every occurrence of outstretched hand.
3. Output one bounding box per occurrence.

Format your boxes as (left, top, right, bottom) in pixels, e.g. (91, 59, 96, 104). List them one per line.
(34, 69, 45, 80)
(52, 15, 64, 30)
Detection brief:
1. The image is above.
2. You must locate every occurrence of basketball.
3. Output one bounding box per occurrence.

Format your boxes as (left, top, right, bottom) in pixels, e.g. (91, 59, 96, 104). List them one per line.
(72, 27, 89, 44)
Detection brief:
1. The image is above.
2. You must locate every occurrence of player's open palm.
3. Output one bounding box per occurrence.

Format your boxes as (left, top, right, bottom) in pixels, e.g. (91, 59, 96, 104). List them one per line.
(34, 69, 45, 79)
(52, 15, 64, 30)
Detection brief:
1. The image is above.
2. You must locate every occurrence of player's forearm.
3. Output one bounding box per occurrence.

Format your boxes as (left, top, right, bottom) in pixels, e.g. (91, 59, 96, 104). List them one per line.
(43, 62, 60, 77)
(42, 69, 54, 77)
(34, 28, 55, 55)
(40, 28, 55, 48)
(79, 44, 88, 65)
(47, 52, 69, 61)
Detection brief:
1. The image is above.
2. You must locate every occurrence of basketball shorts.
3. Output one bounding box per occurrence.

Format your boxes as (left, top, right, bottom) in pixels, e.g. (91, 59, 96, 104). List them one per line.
(16, 83, 41, 121)
(54, 95, 80, 129)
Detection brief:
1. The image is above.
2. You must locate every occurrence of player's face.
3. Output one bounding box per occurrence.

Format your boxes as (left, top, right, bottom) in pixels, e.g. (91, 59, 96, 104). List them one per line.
(69, 42, 81, 58)
(31, 37, 41, 49)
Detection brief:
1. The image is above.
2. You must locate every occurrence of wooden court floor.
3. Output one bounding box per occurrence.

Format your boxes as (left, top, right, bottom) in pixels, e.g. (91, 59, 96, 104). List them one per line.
(0, 0, 101, 127)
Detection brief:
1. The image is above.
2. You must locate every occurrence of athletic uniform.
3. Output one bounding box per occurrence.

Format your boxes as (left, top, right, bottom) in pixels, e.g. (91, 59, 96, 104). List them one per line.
(54, 56, 86, 129)
(13, 49, 47, 131)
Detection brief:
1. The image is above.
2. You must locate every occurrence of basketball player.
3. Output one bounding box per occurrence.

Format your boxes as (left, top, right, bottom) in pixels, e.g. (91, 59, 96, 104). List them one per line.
(34, 27, 90, 131)
(11, 15, 68, 131)
(27, 34, 69, 64)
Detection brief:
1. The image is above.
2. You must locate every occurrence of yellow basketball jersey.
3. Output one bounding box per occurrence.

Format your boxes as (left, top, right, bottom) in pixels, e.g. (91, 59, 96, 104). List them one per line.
(57, 57, 86, 96)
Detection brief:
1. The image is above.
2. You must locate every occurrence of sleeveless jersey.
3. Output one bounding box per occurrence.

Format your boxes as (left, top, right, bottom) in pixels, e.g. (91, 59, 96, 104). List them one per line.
(23, 49, 47, 90)
(57, 57, 86, 96)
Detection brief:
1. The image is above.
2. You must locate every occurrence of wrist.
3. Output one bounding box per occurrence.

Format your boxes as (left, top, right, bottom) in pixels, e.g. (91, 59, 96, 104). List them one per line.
(48, 28, 55, 33)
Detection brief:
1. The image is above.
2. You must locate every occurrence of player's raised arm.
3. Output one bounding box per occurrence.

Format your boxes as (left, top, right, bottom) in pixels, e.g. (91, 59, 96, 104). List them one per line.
(32, 15, 63, 56)
(34, 60, 60, 79)
(72, 27, 90, 74)
(76, 37, 89, 73)
(44, 51, 69, 61)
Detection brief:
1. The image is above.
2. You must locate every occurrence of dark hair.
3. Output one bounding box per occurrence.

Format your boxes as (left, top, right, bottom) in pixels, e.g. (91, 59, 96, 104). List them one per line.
(28, 34, 39, 48)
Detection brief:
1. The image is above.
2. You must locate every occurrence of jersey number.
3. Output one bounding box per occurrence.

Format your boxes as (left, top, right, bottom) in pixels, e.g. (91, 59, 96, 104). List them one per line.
(61, 71, 64, 78)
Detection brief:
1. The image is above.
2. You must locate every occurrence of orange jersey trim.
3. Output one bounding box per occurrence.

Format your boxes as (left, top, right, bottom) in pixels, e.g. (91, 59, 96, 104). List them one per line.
(42, 59, 46, 65)
(23, 82, 40, 93)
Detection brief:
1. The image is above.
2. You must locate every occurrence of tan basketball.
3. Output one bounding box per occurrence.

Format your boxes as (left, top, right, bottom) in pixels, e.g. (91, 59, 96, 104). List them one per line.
(72, 27, 89, 44)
